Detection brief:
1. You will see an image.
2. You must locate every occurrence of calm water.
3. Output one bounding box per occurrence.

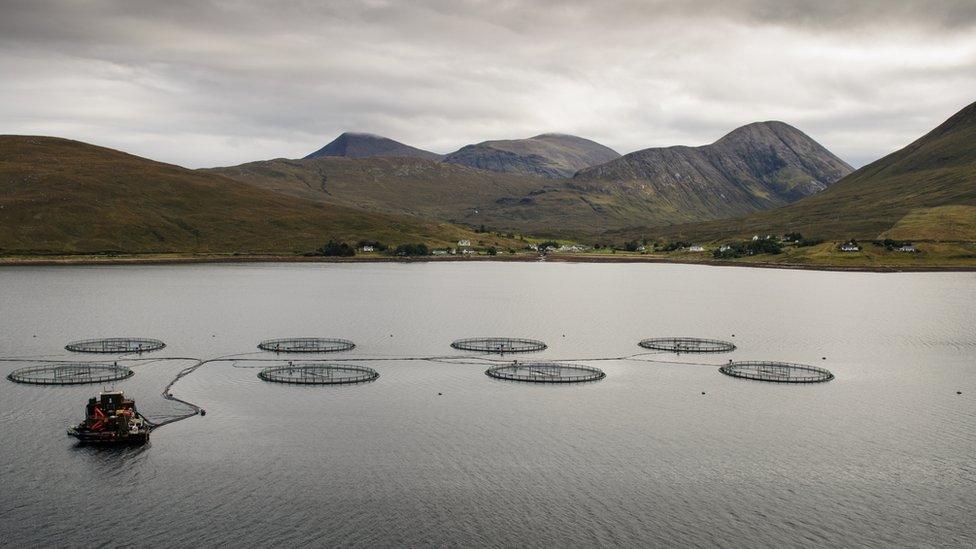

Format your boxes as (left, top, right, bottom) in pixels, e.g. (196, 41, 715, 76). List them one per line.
(0, 262, 974, 547)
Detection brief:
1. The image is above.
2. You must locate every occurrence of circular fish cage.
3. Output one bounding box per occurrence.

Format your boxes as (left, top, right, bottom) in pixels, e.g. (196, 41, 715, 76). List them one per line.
(258, 338, 356, 353)
(720, 361, 834, 383)
(485, 362, 605, 383)
(7, 362, 134, 385)
(451, 337, 547, 354)
(258, 363, 378, 385)
(639, 337, 736, 353)
(65, 337, 165, 354)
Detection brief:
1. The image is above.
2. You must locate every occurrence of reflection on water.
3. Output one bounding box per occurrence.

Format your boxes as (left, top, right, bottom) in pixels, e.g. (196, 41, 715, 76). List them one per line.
(0, 262, 974, 547)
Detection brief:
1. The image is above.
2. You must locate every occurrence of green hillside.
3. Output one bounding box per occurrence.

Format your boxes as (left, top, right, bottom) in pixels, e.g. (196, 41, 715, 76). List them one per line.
(0, 136, 509, 255)
(208, 155, 679, 237)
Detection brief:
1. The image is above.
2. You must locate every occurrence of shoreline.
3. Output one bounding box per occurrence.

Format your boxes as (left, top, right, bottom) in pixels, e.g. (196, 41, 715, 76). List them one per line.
(2, 253, 975, 272)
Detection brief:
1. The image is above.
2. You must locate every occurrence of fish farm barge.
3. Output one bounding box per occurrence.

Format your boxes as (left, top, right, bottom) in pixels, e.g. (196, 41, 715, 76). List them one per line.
(67, 390, 150, 444)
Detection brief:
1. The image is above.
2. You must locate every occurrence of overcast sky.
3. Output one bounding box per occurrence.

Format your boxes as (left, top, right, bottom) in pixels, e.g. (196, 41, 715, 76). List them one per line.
(1, 0, 974, 168)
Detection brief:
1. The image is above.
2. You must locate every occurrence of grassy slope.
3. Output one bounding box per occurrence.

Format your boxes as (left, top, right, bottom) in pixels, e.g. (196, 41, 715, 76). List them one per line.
(613, 101, 976, 243)
(207, 156, 543, 221)
(0, 136, 515, 254)
(209, 156, 638, 237)
(879, 205, 976, 240)
(208, 154, 823, 238)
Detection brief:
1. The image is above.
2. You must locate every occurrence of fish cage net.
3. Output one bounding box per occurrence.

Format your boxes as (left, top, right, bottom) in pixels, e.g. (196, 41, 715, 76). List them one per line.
(451, 337, 547, 353)
(7, 363, 134, 385)
(65, 337, 166, 354)
(639, 337, 736, 353)
(258, 338, 356, 353)
(258, 363, 378, 385)
(720, 361, 834, 383)
(485, 362, 605, 383)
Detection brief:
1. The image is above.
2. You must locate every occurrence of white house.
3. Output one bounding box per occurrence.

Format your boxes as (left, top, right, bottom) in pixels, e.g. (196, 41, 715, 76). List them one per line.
(840, 243, 860, 252)
(897, 245, 918, 253)
(457, 239, 471, 247)
(360, 245, 375, 253)
(431, 249, 448, 255)
(719, 245, 731, 252)
(558, 244, 588, 253)
(636, 245, 646, 252)
(688, 245, 705, 252)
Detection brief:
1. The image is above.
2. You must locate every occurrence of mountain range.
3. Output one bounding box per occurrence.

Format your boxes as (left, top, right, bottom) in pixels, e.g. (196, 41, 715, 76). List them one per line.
(2, 101, 973, 256)
(304, 131, 621, 178)
(211, 121, 848, 236)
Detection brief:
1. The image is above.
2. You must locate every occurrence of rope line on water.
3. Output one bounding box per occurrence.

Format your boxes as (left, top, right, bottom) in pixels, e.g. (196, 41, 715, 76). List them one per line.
(1, 349, 727, 431)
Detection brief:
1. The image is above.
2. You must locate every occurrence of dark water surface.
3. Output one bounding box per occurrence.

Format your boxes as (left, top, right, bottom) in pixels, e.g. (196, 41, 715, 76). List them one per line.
(1, 262, 974, 547)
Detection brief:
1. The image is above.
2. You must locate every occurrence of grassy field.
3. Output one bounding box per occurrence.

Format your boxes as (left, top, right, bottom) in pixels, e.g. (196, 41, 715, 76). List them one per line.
(4, 239, 975, 270)
(880, 205, 976, 241)
(546, 241, 976, 270)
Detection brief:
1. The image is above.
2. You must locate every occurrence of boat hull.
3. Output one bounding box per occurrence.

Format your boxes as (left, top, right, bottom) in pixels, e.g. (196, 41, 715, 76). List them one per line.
(67, 428, 149, 444)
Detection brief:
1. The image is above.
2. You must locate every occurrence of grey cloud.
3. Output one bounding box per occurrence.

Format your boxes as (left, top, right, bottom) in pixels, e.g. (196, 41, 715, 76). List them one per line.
(0, 0, 974, 168)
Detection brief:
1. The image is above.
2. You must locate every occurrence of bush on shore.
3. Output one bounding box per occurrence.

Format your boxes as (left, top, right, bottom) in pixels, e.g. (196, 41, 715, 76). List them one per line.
(318, 239, 355, 257)
(394, 243, 430, 256)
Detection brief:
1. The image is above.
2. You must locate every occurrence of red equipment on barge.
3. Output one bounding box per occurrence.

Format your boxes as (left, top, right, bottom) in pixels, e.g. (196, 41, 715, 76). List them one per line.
(67, 391, 150, 444)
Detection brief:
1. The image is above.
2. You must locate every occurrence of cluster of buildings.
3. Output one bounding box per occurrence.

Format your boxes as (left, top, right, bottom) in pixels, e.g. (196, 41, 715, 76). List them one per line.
(356, 231, 922, 258)
(840, 242, 918, 253)
(636, 244, 705, 253)
(557, 244, 589, 253)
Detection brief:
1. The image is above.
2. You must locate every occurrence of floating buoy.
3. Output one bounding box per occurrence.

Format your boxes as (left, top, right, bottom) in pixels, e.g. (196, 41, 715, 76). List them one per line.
(701, 391, 706, 395)
(438, 392, 443, 396)
(200, 409, 206, 416)
(958, 391, 963, 395)
(822, 357, 826, 360)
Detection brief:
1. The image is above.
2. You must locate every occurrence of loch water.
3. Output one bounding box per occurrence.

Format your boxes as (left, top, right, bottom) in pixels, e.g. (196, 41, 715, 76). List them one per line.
(0, 262, 974, 547)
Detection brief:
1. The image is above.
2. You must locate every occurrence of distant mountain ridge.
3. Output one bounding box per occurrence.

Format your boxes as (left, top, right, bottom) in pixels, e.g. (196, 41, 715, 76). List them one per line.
(305, 132, 443, 161)
(307, 131, 621, 178)
(442, 133, 621, 178)
(574, 121, 852, 203)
